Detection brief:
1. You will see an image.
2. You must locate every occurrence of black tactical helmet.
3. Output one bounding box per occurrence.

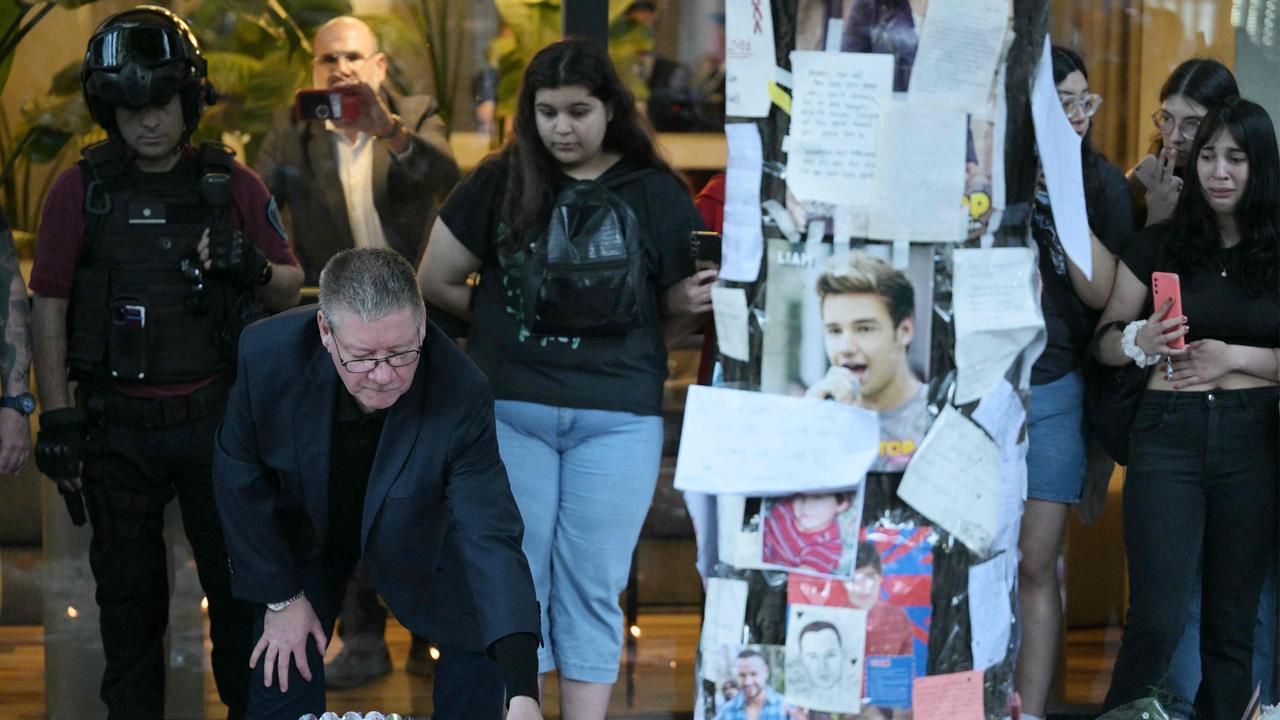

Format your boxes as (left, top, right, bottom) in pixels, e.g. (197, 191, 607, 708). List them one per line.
(81, 6, 216, 143)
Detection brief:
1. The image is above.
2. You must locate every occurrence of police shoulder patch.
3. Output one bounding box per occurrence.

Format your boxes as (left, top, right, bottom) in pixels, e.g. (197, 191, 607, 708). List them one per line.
(266, 196, 288, 241)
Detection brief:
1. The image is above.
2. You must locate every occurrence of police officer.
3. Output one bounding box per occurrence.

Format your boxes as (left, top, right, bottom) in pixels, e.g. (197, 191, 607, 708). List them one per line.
(29, 7, 303, 718)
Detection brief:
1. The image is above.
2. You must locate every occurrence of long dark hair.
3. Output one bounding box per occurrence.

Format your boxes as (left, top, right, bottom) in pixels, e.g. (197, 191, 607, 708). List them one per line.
(1148, 58, 1239, 156)
(1167, 97, 1279, 296)
(499, 37, 679, 252)
(1051, 46, 1107, 217)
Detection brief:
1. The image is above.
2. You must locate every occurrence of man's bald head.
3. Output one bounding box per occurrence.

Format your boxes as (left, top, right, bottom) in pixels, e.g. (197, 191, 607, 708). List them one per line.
(311, 16, 387, 91)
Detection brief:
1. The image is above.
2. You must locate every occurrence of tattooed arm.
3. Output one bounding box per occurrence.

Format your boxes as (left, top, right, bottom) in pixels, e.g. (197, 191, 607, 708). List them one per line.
(0, 225, 32, 476)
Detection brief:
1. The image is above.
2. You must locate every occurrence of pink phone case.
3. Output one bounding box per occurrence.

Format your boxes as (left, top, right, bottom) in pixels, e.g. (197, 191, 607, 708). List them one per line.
(1151, 272, 1186, 350)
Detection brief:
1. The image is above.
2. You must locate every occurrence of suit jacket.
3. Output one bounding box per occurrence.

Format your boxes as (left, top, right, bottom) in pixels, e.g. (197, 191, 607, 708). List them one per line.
(256, 91, 462, 285)
(212, 306, 537, 651)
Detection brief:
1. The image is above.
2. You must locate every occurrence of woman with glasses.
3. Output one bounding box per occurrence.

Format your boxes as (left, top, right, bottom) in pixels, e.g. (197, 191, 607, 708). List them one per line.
(1096, 97, 1279, 719)
(419, 39, 712, 719)
(1129, 59, 1239, 227)
(1016, 47, 1133, 720)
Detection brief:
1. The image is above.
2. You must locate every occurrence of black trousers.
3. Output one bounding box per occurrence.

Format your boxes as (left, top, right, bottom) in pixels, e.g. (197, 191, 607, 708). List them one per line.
(1104, 388, 1279, 718)
(247, 554, 504, 720)
(81, 392, 253, 720)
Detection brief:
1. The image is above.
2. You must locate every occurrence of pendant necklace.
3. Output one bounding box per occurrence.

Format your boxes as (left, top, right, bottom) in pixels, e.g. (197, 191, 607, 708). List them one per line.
(1217, 257, 1228, 278)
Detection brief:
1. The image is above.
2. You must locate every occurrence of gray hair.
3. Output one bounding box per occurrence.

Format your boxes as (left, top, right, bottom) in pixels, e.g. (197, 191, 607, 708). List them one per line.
(318, 248, 424, 330)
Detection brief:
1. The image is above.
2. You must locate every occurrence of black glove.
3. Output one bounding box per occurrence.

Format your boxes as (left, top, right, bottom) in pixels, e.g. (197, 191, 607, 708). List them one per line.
(207, 226, 270, 286)
(35, 407, 87, 480)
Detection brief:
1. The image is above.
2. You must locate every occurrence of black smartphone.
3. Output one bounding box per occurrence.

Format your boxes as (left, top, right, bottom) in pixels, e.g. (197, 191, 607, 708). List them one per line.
(691, 230, 722, 265)
(108, 298, 148, 380)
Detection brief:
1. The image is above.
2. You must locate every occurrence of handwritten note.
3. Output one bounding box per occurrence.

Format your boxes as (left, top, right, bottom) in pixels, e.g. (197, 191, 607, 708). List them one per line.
(969, 554, 1013, 671)
(700, 578, 749, 656)
(952, 248, 1044, 404)
(675, 385, 880, 495)
(786, 52, 894, 204)
(722, 123, 765, 282)
(908, 0, 1010, 112)
(869, 103, 968, 241)
(725, 0, 775, 118)
(1031, 36, 1092, 280)
(898, 407, 1001, 554)
(711, 285, 751, 361)
(912, 670, 985, 720)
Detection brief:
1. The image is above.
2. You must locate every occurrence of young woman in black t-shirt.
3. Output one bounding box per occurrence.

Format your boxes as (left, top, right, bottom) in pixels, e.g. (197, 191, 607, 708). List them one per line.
(1016, 47, 1133, 720)
(1094, 98, 1280, 719)
(419, 38, 711, 719)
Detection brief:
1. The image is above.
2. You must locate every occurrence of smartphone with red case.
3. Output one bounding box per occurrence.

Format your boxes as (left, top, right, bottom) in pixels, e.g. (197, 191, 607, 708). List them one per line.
(293, 87, 362, 122)
(1151, 271, 1186, 350)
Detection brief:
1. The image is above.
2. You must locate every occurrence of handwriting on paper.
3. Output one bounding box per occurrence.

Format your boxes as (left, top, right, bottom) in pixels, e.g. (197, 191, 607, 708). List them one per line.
(952, 248, 1044, 404)
(912, 670, 985, 720)
(786, 52, 894, 204)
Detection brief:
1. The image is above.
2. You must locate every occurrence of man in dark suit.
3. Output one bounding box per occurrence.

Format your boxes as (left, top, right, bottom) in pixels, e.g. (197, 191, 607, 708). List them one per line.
(213, 248, 541, 719)
(256, 16, 463, 684)
(256, 16, 460, 286)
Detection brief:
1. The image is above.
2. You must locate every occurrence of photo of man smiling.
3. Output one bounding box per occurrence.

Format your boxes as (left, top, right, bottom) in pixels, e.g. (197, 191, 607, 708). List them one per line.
(804, 251, 931, 472)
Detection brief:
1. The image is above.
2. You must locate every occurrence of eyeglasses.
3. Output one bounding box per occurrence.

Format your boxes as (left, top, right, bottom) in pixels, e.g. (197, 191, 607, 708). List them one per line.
(330, 330, 421, 373)
(1060, 92, 1103, 118)
(1152, 110, 1204, 137)
(313, 51, 371, 67)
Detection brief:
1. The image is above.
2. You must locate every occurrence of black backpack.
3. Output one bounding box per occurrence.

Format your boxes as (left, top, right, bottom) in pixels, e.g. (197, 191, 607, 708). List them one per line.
(520, 169, 654, 336)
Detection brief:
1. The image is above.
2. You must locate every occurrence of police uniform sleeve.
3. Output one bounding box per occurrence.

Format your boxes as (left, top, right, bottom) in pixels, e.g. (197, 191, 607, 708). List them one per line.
(231, 162, 299, 267)
(29, 168, 88, 299)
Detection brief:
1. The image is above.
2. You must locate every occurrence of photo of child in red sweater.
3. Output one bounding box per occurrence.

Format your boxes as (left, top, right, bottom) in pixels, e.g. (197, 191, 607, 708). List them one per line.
(761, 491, 861, 577)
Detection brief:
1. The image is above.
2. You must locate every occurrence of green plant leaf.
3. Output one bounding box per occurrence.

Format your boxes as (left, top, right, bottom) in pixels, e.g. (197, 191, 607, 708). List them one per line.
(21, 125, 71, 163)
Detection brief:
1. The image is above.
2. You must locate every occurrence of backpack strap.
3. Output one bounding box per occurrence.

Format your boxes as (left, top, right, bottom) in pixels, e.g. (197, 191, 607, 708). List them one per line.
(79, 141, 130, 218)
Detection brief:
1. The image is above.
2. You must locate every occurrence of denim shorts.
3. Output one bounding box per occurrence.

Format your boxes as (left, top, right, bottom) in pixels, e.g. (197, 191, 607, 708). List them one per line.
(494, 399, 664, 683)
(1026, 370, 1087, 503)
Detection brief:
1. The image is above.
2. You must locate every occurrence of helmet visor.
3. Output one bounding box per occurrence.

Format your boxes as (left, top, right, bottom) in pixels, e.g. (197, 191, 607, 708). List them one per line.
(86, 26, 186, 70)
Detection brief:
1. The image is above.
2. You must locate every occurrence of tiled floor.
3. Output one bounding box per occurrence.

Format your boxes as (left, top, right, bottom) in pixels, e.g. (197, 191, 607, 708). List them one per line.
(0, 616, 1123, 719)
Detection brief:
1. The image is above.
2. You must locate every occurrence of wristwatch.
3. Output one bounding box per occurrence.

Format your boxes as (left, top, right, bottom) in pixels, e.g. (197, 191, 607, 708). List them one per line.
(1, 393, 36, 416)
(267, 590, 304, 612)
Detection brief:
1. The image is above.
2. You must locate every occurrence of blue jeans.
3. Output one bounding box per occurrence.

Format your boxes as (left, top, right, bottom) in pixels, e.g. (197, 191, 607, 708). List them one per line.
(495, 400, 664, 683)
(1103, 388, 1279, 718)
(1027, 371, 1087, 504)
(1164, 560, 1277, 717)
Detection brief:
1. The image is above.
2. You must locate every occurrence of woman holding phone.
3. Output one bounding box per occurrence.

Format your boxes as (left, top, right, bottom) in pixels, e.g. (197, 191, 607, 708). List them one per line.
(420, 38, 712, 719)
(1095, 98, 1280, 717)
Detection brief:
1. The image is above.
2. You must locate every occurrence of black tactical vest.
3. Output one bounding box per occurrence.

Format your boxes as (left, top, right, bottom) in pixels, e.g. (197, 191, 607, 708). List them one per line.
(66, 141, 254, 384)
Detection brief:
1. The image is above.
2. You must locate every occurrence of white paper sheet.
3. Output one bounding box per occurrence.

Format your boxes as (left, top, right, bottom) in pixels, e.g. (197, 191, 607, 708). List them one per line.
(869, 103, 968, 241)
(725, 0, 776, 118)
(674, 385, 880, 496)
(970, 378, 1025, 453)
(722, 123, 766, 282)
(711, 285, 751, 361)
(700, 578, 750, 655)
(785, 52, 894, 204)
(908, 0, 1010, 112)
(952, 248, 1044, 405)
(968, 554, 1013, 671)
(898, 406, 1001, 554)
(1031, 36, 1092, 280)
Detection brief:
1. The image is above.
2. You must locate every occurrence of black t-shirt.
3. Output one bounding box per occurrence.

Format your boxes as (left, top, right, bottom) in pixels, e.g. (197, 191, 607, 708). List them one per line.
(1121, 226, 1280, 348)
(326, 388, 385, 572)
(438, 154, 699, 416)
(1033, 159, 1134, 385)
